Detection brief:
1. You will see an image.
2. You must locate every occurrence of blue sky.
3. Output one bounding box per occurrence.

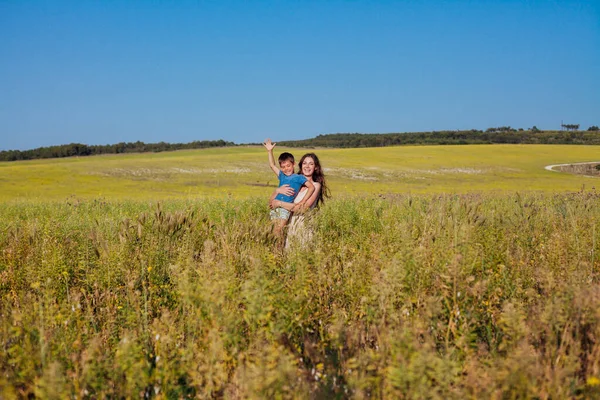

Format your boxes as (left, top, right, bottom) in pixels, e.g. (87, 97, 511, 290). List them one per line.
(1, 0, 599, 151)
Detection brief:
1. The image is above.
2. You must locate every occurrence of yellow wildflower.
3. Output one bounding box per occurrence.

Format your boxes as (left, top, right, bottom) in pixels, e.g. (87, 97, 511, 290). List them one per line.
(587, 376, 600, 387)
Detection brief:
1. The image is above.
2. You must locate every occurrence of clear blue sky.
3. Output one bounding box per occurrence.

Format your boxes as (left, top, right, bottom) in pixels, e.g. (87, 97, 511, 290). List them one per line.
(1, 0, 599, 151)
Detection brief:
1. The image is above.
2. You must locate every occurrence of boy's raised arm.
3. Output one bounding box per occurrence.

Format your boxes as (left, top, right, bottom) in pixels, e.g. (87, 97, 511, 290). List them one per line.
(263, 138, 280, 176)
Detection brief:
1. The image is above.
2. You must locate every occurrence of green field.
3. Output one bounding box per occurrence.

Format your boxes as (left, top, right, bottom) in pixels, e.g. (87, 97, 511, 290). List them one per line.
(0, 144, 598, 201)
(1, 193, 600, 398)
(1, 144, 600, 398)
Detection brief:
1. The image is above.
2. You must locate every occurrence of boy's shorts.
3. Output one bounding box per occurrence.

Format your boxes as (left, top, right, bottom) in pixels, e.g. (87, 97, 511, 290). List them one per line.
(270, 207, 291, 220)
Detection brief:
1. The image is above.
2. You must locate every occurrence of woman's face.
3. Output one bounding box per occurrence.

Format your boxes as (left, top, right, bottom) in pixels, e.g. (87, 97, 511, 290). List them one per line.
(301, 156, 315, 177)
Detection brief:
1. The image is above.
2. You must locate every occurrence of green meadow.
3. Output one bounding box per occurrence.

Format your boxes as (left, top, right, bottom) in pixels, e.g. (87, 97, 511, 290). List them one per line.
(1, 144, 600, 398)
(0, 144, 598, 201)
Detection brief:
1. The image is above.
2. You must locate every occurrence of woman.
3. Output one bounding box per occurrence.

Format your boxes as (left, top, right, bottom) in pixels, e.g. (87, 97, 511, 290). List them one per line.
(269, 153, 329, 248)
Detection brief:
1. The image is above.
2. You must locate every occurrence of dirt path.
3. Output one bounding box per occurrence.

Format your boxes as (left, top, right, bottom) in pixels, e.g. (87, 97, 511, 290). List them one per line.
(545, 161, 600, 176)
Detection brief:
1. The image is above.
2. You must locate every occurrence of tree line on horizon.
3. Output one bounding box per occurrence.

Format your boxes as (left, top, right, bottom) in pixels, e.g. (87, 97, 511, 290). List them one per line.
(0, 139, 234, 162)
(278, 127, 600, 148)
(1, 127, 599, 162)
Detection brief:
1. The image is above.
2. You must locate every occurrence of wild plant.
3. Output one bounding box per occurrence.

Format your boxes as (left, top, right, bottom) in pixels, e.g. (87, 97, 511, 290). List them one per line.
(0, 192, 599, 398)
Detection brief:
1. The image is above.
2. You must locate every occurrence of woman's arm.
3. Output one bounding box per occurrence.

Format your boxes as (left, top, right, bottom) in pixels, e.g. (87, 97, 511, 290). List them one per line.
(272, 199, 296, 211)
(274, 184, 295, 197)
(269, 185, 296, 210)
(292, 182, 321, 213)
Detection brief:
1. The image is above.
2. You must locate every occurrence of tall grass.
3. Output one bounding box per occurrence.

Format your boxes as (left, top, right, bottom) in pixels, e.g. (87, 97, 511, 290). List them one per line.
(1, 193, 599, 398)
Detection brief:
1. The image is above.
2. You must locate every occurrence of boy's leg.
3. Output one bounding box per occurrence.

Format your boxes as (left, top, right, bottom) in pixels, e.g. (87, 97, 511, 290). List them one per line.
(272, 218, 287, 238)
(269, 207, 291, 249)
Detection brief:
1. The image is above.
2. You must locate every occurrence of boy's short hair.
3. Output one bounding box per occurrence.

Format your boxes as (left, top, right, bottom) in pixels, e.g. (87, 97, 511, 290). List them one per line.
(278, 152, 295, 164)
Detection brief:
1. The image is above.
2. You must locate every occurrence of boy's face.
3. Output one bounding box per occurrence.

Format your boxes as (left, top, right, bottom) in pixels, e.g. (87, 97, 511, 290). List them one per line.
(279, 160, 295, 176)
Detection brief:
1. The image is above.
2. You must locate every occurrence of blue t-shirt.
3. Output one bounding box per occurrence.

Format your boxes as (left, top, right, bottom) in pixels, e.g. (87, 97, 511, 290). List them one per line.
(275, 171, 307, 203)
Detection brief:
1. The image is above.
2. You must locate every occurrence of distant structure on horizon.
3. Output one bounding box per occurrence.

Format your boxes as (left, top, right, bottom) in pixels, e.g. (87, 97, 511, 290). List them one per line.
(560, 121, 580, 131)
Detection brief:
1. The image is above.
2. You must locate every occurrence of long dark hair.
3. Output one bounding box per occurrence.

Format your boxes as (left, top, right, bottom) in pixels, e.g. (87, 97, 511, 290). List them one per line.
(298, 153, 330, 206)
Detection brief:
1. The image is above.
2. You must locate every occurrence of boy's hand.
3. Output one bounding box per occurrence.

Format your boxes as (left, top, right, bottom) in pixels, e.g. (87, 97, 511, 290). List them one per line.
(264, 138, 280, 176)
(263, 138, 276, 151)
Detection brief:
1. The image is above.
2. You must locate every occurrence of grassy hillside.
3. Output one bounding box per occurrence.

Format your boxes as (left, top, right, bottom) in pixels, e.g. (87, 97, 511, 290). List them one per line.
(3, 130, 599, 162)
(1, 193, 599, 398)
(0, 144, 599, 201)
(2, 144, 600, 397)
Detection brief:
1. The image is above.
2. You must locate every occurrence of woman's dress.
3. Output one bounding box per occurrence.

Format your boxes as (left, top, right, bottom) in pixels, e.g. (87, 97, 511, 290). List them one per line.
(285, 186, 316, 249)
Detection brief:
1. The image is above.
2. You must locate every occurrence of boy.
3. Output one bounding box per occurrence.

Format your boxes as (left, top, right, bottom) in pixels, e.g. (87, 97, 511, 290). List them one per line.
(263, 138, 315, 240)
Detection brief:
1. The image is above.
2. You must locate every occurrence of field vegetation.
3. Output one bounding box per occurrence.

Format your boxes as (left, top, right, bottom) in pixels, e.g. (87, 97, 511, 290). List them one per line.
(0, 144, 599, 202)
(1, 145, 600, 398)
(1, 192, 600, 398)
